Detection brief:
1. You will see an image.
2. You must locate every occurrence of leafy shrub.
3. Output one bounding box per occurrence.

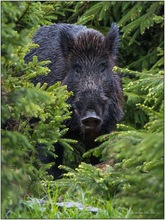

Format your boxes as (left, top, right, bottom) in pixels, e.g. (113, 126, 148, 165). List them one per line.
(1, 2, 73, 217)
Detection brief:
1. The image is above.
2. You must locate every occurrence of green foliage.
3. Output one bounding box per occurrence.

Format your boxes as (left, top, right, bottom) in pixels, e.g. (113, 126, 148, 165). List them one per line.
(1, 2, 73, 217)
(7, 181, 130, 219)
(2, 1, 164, 219)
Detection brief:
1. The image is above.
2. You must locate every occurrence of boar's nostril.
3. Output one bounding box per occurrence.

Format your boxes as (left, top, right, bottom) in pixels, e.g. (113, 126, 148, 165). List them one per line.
(81, 111, 102, 128)
(82, 117, 101, 128)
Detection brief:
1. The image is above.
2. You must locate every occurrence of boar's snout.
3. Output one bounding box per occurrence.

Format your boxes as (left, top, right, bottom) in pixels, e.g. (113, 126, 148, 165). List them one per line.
(81, 111, 102, 130)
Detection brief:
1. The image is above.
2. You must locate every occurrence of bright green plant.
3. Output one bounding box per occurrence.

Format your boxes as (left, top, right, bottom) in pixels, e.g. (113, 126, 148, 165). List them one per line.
(1, 1, 74, 217)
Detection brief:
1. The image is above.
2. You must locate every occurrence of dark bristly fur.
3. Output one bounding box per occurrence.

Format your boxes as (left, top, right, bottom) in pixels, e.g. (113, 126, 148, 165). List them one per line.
(25, 23, 124, 179)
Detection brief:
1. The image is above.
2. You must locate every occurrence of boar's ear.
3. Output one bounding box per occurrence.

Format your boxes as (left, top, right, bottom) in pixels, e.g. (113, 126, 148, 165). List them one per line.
(105, 23, 120, 57)
(60, 29, 74, 57)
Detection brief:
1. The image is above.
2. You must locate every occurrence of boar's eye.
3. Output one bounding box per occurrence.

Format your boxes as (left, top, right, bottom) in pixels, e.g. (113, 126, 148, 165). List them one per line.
(99, 62, 107, 73)
(74, 64, 82, 75)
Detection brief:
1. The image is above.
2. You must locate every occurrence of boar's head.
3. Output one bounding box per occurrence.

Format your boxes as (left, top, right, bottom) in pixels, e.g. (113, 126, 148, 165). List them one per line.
(60, 23, 124, 147)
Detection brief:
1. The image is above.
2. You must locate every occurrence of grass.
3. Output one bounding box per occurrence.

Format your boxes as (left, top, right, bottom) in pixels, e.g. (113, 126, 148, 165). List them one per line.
(6, 182, 131, 219)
